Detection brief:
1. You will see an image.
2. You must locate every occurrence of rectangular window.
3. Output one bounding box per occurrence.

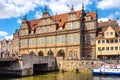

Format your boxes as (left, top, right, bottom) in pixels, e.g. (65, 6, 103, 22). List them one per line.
(46, 27, 49, 32)
(115, 39, 118, 43)
(41, 27, 44, 33)
(37, 38, 40, 44)
(73, 35, 77, 42)
(46, 37, 50, 44)
(106, 32, 109, 35)
(90, 35, 95, 42)
(98, 47, 101, 51)
(106, 47, 109, 50)
(62, 35, 65, 43)
(102, 47, 105, 51)
(90, 22, 94, 29)
(110, 32, 113, 35)
(86, 16, 91, 21)
(67, 23, 72, 30)
(51, 37, 55, 44)
(73, 22, 78, 29)
(68, 35, 72, 43)
(111, 47, 113, 50)
(57, 36, 60, 44)
(110, 39, 113, 43)
(102, 40, 105, 43)
(51, 26, 55, 32)
(41, 37, 45, 44)
(115, 47, 118, 50)
(98, 40, 101, 44)
(106, 40, 109, 43)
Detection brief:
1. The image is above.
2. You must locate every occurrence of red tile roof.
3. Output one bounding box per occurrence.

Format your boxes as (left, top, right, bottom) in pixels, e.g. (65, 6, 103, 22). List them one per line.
(96, 26, 120, 39)
(25, 10, 96, 33)
(98, 20, 118, 28)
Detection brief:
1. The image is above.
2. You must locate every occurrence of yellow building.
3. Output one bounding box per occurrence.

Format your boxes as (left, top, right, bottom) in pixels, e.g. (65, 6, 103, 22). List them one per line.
(96, 20, 120, 59)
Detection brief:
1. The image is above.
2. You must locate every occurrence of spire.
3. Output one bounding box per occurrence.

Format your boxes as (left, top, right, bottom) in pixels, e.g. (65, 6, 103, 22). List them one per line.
(22, 15, 27, 23)
(82, 3, 84, 10)
(71, 5, 74, 11)
(44, 5, 48, 12)
(23, 15, 27, 20)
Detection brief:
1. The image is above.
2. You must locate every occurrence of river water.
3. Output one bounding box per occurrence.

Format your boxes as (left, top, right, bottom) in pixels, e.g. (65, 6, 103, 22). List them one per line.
(1, 72, 120, 80)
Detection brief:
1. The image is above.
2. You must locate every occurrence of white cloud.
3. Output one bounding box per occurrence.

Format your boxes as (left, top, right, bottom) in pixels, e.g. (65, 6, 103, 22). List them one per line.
(34, 11, 42, 19)
(5, 35, 13, 40)
(106, 11, 120, 20)
(99, 10, 120, 25)
(46, 0, 93, 15)
(107, 14, 115, 19)
(0, 0, 37, 19)
(98, 18, 109, 22)
(0, 0, 93, 19)
(17, 18, 22, 24)
(97, 0, 120, 10)
(0, 31, 8, 36)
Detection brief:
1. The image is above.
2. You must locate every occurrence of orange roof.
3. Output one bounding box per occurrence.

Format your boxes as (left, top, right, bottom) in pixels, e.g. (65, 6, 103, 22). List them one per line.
(85, 12, 97, 20)
(52, 13, 69, 27)
(98, 20, 118, 28)
(28, 19, 41, 31)
(26, 10, 97, 33)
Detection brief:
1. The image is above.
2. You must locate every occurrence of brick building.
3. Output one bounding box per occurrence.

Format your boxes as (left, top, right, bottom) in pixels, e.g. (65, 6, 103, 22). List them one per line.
(19, 5, 97, 59)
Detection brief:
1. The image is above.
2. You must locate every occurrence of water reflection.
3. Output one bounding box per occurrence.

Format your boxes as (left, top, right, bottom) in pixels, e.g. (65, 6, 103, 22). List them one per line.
(1, 72, 120, 80)
(14, 72, 92, 80)
(93, 76, 120, 80)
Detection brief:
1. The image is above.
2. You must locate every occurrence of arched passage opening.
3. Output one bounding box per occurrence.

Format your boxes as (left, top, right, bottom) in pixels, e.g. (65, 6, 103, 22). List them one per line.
(38, 51, 44, 56)
(29, 51, 35, 55)
(57, 49, 65, 59)
(47, 50, 54, 56)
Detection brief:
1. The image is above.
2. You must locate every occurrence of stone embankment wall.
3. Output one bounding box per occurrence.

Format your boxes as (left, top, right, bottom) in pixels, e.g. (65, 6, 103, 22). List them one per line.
(0, 55, 56, 76)
(58, 60, 105, 72)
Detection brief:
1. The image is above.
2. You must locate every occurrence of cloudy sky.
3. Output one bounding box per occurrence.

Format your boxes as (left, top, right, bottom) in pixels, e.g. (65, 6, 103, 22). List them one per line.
(0, 0, 120, 40)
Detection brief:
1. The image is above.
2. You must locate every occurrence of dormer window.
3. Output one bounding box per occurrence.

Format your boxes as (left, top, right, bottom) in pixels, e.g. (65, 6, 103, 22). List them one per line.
(70, 15, 74, 20)
(59, 27, 63, 30)
(86, 16, 91, 21)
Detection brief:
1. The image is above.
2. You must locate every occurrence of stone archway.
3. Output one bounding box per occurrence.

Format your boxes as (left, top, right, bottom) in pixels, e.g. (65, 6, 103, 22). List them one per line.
(38, 51, 44, 56)
(47, 50, 54, 56)
(29, 51, 35, 55)
(57, 49, 65, 59)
